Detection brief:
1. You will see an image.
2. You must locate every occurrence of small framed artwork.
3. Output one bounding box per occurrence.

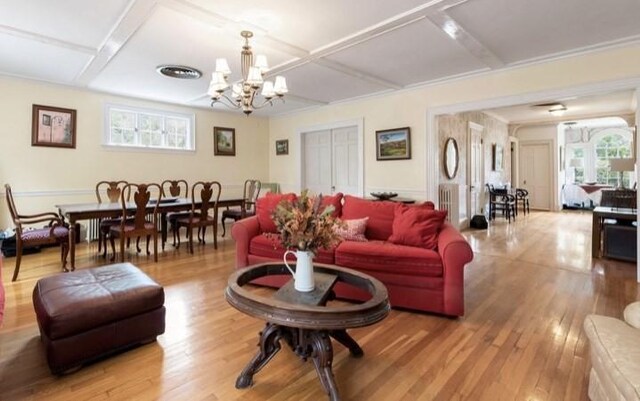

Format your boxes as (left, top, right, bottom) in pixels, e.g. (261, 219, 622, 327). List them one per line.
(376, 127, 411, 161)
(559, 146, 564, 171)
(214, 126, 236, 156)
(492, 143, 504, 171)
(275, 139, 289, 155)
(31, 104, 76, 148)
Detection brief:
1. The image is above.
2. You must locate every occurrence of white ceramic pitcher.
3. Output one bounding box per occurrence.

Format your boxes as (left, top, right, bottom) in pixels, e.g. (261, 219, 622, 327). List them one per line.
(283, 250, 315, 292)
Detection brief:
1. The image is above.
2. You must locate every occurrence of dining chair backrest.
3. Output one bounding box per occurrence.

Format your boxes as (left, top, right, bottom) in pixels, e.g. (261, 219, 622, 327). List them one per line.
(161, 179, 189, 198)
(244, 179, 261, 213)
(120, 183, 162, 230)
(191, 181, 221, 219)
(4, 184, 19, 224)
(96, 180, 129, 203)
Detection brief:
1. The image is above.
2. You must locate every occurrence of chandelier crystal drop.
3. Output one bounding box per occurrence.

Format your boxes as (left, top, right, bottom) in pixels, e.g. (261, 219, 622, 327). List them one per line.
(208, 31, 288, 115)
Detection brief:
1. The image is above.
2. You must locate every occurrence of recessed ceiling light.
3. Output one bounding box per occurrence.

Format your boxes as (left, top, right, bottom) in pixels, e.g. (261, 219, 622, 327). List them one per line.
(156, 65, 202, 80)
(549, 104, 567, 116)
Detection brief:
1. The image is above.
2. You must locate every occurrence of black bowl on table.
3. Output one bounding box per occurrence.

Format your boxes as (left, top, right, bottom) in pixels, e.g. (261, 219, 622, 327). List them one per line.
(370, 192, 398, 201)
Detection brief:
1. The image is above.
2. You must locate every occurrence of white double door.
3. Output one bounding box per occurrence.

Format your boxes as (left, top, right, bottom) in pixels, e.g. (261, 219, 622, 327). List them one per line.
(302, 126, 360, 196)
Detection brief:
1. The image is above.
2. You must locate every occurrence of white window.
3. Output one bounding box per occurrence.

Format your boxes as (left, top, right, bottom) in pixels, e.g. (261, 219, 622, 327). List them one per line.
(104, 104, 195, 151)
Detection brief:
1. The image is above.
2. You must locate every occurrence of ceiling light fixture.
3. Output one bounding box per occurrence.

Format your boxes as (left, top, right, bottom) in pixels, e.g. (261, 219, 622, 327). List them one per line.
(549, 104, 567, 117)
(208, 31, 288, 115)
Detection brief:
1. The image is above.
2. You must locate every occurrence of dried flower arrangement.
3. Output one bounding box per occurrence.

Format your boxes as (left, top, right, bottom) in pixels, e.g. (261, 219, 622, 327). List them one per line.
(269, 190, 343, 254)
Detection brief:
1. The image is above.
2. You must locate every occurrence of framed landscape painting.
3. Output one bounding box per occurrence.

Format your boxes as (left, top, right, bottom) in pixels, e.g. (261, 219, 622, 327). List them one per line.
(214, 126, 236, 156)
(275, 139, 289, 155)
(376, 127, 411, 160)
(31, 104, 76, 148)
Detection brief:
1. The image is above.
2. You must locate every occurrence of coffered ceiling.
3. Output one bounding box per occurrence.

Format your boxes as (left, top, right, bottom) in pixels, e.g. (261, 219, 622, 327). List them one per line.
(1, 0, 639, 116)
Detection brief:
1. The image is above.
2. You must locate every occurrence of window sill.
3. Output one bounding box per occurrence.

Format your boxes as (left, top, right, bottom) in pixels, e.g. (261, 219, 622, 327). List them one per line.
(101, 144, 196, 155)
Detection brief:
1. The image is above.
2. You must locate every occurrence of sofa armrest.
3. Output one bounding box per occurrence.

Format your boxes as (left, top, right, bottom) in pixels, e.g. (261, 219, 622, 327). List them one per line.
(231, 216, 261, 268)
(624, 302, 640, 329)
(437, 223, 473, 316)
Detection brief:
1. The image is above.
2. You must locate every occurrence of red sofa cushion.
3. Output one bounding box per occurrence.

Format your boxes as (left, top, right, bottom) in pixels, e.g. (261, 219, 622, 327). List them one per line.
(335, 240, 443, 277)
(341, 196, 398, 240)
(321, 192, 343, 217)
(255, 192, 296, 233)
(249, 234, 335, 264)
(388, 206, 448, 250)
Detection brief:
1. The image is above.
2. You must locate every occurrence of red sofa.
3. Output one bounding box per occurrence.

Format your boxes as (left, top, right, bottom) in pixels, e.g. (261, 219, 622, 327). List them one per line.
(231, 194, 474, 317)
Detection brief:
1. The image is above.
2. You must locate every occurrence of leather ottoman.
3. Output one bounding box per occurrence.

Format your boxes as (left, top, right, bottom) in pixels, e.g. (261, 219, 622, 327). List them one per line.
(32, 263, 165, 374)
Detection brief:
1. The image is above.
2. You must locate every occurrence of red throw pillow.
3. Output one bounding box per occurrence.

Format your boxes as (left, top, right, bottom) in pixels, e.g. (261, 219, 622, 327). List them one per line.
(335, 217, 368, 242)
(388, 205, 448, 250)
(342, 195, 398, 240)
(321, 193, 343, 217)
(256, 192, 297, 233)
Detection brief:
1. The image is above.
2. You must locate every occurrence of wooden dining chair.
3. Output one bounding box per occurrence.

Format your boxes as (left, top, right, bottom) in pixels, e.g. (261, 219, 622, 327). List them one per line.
(221, 179, 261, 237)
(4, 184, 69, 281)
(109, 183, 162, 263)
(161, 179, 190, 249)
(95, 180, 129, 257)
(515, 188, 530, 215)
(487, 184, 516, 223)
(174, 181, 221, 253)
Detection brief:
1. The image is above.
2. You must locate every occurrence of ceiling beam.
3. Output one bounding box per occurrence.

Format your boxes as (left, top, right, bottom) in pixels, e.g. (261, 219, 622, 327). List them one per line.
(425, 11, 505, 69)
(75, 0, 159, 85)
(0, 24, 95, 55)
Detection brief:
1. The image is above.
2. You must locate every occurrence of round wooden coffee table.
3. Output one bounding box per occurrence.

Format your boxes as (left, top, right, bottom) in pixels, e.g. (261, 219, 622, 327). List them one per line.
(225, 262, 390, 401)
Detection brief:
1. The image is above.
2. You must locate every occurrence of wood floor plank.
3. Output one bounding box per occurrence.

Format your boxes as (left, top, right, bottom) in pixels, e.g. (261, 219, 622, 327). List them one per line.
(0, 210, 638, 400)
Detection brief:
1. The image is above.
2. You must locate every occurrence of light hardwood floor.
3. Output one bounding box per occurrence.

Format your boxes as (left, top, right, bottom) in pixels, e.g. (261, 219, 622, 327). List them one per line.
(0, 210, 638, 400)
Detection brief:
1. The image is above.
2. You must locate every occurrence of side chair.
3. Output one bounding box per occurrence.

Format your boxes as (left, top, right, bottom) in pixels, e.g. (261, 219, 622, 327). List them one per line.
(4, 184, 69, 281)
(221, 179, 261, 237)
(109, 183, 162, 263)
(161, 179, 189, 249)
(174, 181, 221, 253)
(95, 180, 129, 257)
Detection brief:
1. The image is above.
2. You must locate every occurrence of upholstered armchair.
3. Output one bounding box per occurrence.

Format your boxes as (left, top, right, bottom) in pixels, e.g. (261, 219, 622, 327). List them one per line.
(584, 302, 640, 401)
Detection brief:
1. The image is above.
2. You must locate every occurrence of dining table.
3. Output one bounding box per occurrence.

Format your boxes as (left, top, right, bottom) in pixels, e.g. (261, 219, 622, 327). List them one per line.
(56, 197, 246, 270)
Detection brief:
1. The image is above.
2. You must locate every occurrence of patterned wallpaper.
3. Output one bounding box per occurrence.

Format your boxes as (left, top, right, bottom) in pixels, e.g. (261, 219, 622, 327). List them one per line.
(438, 111, 511, 187)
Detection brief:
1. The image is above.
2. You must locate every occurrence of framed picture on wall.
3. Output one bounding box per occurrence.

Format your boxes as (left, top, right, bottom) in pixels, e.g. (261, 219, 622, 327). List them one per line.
(275, 139, 289, 155)
(31, 104, 76, 149)
(492, 143, 504, 171)
(559, 146, 564, 171)
(214, 126, 236, 156)
(375, 127, 411, 160)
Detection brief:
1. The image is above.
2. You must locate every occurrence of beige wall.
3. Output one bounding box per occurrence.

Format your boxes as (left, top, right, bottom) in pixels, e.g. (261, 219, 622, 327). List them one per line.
(0, 76, 270, 227)
(268, 44, 640, 201)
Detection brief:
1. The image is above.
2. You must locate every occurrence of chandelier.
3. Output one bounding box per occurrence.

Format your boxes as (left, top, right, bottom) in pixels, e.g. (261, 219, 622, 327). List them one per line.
(208, 31, 288, 115)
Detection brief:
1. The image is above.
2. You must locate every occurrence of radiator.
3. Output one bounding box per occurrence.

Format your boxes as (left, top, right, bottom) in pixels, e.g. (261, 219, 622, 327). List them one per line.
(87, 218, 100, 242)
(439, 184, 467, 229)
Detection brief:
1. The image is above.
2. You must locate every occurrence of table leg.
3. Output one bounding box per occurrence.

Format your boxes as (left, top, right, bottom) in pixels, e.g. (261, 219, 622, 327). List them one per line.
(236, 323, 283, 389)
(329, 330, 363, 357)
(69, 218, 76, 271)
(592, 213, 601, 258)
(161, 212, 167, 251)
(309, 331, 340, 401)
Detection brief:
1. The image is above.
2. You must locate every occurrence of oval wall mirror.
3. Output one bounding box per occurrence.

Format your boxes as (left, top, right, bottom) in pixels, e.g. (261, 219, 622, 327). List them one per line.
(444, 137, 459, 179)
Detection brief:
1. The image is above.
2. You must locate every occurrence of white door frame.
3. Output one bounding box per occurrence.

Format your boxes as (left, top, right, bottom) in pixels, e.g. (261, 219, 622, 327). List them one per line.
(519, 139, 554, 211)
(467, 122, 484, 218)
(509, 136, 519, 187)
(296, 118, 364, 196)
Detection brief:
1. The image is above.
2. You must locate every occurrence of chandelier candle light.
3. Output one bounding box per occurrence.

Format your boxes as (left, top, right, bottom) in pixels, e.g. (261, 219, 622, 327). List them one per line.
(208, 31, 288, 115)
